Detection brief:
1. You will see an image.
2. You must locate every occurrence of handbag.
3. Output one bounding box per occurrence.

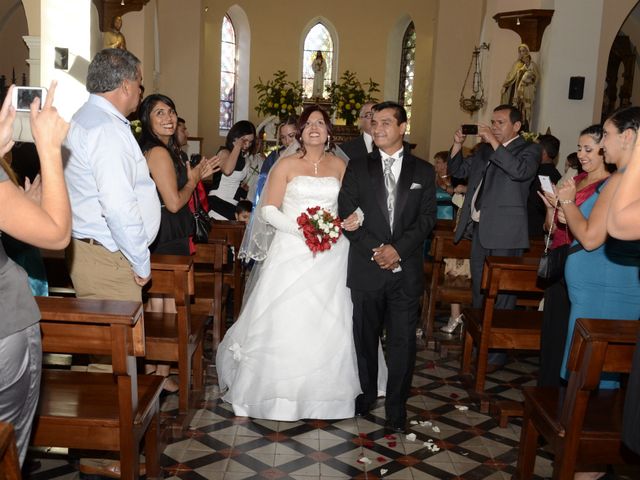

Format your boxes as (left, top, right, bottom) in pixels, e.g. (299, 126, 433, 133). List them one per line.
(537, 204, 583, 281)
(537, 203, 568, 281)
(192, 190, 211, 244)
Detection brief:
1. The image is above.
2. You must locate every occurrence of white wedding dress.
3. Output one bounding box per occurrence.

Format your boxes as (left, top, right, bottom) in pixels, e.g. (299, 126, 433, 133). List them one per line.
(216, 176, 369, 421)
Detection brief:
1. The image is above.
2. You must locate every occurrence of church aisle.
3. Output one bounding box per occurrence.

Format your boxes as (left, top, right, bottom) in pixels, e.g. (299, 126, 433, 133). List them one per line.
(25, 335, 563, 480)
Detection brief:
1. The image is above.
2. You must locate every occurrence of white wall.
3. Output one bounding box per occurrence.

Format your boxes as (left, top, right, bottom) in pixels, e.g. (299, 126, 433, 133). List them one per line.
(41, 0, 96, 120)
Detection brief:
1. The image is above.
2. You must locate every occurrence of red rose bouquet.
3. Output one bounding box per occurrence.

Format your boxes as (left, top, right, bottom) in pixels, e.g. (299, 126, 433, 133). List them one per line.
(296, 206, 342, 255)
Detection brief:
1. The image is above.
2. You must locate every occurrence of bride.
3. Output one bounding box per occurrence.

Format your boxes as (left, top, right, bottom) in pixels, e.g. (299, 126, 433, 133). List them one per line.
(216, 105, 381, 421)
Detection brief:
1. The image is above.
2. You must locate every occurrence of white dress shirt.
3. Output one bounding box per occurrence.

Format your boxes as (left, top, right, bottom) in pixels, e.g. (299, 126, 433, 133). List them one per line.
(379, 147, 404, 180)
(363, 132, 374, 154)
(63, 94, 161, 277)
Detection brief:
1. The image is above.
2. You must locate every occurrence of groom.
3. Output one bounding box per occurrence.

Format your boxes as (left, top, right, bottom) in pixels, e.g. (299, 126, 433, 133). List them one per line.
(338, 101, 436, 432)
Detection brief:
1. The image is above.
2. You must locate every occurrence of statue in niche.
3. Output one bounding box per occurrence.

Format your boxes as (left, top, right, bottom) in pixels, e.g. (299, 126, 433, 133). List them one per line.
(103, 15, 127, 50)
(501, 43, 532, 105)
(514, 54, 540, 130)
(311, 51, 327, 98)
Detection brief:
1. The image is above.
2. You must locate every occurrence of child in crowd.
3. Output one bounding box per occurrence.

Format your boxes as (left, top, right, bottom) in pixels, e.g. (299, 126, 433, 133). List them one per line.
(235, 199, 253, 225)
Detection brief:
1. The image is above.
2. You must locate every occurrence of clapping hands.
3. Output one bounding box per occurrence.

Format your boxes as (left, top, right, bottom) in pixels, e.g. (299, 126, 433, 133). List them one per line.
(187, 154, 222, 183)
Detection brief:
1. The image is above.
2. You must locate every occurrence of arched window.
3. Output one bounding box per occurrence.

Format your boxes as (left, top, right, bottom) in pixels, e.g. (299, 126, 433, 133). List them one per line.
(302, 23, 333, 99)
(220, 14, 237, 130)
(398, 22, 415, 134)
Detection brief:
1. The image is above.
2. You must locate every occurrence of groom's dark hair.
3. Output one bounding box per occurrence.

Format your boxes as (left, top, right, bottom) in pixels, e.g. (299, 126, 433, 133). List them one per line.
(372, 101, 407, 125)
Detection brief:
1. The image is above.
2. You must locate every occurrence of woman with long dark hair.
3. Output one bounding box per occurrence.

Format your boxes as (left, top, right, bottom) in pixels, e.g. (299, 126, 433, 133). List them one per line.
(139, 94, 218, 255)
(208, 120, 256, 220)
(138, 93, 218, 391)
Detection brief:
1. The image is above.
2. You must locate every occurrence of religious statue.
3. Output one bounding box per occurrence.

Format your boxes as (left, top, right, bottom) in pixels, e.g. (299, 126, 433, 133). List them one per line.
(500, 43, 531, 105)
(311, 51, 327, 98)
(514, 54, 540, 130)
(103, 15, 127, 50)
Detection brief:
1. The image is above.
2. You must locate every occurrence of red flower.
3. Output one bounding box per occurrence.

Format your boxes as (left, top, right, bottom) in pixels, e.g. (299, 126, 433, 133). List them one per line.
(296, 206, 342, 256)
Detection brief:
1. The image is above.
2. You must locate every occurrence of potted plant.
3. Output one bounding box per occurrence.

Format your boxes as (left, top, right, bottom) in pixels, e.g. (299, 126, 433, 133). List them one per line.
(254, 70, 304, 122)
(327, 71, 379, 126)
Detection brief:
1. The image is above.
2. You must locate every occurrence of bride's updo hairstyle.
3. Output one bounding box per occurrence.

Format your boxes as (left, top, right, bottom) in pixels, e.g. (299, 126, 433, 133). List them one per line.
(296, 104, 335, 156)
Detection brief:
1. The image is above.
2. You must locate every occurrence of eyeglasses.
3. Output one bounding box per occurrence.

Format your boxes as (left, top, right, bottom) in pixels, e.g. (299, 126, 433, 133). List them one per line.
(360, 112, 373, 119)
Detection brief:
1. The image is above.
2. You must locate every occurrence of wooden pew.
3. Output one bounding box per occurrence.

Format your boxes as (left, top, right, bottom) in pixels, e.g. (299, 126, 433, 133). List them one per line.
(209, 220, 247, 322)
(33, 297, 163, 480)
(0, 422, 20, 480)
(515, 318, 640, 479)
(192, 239, 227, 349)
(422, 229, 544, 346)
(422, 230, 471, 344)
(460, 256, 544, 415)
(147, 255, 205, 416)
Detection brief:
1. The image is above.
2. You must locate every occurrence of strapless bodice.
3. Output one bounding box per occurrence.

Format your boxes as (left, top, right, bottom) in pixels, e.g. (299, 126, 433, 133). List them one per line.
(281, 176, 340, 219)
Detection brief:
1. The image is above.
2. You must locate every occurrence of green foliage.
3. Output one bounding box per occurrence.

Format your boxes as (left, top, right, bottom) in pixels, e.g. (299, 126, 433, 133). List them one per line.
(327, 71, 379, 125)
(254, 70, 304, 121)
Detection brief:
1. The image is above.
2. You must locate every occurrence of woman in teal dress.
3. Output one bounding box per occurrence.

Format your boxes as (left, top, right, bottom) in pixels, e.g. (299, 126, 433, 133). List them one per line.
(556, 107, 640, 396)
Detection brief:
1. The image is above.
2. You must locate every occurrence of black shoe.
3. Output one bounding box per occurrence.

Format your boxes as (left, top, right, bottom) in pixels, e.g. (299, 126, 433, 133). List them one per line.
(355, 395, 372, 417)
(384, 419, 406, 433)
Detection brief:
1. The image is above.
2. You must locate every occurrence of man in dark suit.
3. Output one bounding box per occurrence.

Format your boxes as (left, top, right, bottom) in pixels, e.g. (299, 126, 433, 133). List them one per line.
(527, 134, 562, 238)
(448, 105, 540, 309)
(339, 101, 436, 432)
(340, 101, 375, 161)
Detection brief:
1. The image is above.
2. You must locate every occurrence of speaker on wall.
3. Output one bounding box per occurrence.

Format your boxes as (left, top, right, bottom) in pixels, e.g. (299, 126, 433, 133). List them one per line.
(569, 76, 585, 100)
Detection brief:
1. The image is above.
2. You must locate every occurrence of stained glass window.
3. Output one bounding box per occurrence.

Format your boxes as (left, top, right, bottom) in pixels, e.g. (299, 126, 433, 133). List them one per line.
(220, 14, 236, 130)
(398, 22, 415, 134)
(302, 23, 333, 99)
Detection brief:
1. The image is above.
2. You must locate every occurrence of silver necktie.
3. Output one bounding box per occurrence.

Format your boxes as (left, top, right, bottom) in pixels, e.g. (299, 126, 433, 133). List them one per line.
(383, 157, 397, 230)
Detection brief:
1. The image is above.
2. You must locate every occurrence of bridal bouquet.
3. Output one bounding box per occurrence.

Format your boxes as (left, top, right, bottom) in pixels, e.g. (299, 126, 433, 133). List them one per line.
(297, 206, 342, 255)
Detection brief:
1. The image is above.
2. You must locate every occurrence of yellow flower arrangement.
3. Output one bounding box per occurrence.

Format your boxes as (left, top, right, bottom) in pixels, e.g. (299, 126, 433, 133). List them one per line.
(327, 71, 379, 125)
(254, 70, 304, 121)
(129, 119, 142, 140)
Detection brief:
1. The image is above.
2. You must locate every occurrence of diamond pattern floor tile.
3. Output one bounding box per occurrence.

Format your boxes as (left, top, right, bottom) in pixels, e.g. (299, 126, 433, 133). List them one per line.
(25, 327, 640, 480)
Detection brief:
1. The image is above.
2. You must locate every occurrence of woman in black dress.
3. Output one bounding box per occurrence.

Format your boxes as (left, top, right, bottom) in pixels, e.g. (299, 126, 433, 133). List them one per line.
(138, 93, 218, 390)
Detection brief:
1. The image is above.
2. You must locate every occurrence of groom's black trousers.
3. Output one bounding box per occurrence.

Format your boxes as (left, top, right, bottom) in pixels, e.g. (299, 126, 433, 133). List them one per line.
(351, 273, 420, 424)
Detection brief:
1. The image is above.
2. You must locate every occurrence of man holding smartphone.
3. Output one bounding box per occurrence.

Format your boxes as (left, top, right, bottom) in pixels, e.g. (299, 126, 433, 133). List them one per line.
(448, 105, 540, 310)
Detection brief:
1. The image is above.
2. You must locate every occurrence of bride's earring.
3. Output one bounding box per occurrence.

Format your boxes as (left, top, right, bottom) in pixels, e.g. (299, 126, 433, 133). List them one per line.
(325, 135, 331, 151)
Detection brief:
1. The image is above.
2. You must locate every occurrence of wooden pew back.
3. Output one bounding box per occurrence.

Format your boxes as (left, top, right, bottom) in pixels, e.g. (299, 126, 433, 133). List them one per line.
(0, 422, 21, 480)
(192, 239, 227, 348)
(33, 297, 162, 480)
(147, 255, 204, 416)
(461, 256, 544, 414)
(209, 220, 246, 321)
(516, 319, 640, 479)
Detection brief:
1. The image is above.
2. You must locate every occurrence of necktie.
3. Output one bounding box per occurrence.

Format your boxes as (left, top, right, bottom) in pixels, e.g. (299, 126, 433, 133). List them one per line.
(383, 157, 397, 230)
(474, 162, 490, 210)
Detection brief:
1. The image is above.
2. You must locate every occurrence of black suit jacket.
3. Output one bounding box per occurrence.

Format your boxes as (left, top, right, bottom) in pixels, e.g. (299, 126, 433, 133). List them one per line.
(338, 146, 437, 297)
(448, 136, 541, 249)
(340, 135, 369, 162)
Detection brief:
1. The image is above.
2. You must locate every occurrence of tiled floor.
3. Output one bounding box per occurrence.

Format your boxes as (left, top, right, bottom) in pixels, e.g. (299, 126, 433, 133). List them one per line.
(24, 331, 637, 479)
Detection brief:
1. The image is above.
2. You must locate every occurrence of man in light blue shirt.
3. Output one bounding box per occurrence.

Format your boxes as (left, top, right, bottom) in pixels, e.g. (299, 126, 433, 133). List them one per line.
(64, 48, 160, 301)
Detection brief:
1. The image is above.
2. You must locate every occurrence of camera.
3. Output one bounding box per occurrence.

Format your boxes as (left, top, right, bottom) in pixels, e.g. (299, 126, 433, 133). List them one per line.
(461, 124, 478, 135)
(190, 154, 202, 167)
(11, 86, 47, 112)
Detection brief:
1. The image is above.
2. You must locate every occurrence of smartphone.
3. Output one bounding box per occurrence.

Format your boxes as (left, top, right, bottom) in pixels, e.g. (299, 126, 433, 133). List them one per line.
(461, 124, 478, 135)
(11, 86, 47, 112)
(538, 175, 554, 195)
(190, 154, 202, 167)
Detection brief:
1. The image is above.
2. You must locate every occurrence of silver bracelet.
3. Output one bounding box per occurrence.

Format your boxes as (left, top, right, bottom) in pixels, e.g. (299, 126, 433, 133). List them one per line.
(559, 199, 574, 205)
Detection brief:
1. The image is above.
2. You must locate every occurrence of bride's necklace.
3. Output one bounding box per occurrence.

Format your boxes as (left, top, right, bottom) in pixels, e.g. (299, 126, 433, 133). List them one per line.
(305, 151, 326, 175)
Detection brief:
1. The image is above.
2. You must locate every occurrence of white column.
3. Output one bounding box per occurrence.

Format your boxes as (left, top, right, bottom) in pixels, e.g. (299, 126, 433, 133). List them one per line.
(23, 35, 41, 86)
(41, 0, 95, 120)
